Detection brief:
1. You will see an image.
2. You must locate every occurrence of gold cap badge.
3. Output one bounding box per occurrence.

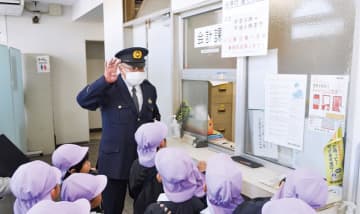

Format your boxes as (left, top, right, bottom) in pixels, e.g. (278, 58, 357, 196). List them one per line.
(148, 98, 153, 104)
(133, 50, 142, 59)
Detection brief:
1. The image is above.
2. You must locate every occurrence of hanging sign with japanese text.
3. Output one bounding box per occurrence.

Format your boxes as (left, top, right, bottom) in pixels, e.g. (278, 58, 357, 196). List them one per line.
(194, 24, 222, 48)
(222, 0, 269, 57)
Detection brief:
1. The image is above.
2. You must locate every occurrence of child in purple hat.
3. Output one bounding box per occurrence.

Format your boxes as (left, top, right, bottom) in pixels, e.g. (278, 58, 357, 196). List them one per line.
(27, 198, 91, 214)
(201, 153, 244, 214)
(52, 144, 92, 180)
(129, 121, 167, 214)
(271, 168, 328, 209)
(234, 168, 328, 214)
(144, 147, 206, 214)
(61, 173, 107, 209)
(10, 160, 62, 214)
(262, 198, 316, 214)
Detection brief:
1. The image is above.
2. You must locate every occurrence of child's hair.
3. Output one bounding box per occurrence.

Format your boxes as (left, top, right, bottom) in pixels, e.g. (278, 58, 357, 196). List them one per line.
(63, 152, 89, 180)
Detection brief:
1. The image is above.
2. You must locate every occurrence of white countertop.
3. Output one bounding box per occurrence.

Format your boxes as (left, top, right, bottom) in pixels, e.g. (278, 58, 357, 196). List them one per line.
(166, 136, 342, 213)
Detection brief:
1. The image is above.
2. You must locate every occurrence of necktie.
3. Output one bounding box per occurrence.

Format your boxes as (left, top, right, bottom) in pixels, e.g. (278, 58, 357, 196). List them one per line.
(132, 87, 139, 112)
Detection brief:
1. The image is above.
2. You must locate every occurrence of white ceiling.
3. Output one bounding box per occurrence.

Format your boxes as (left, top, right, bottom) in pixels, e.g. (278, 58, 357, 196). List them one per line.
(24, 0, 78, 5)
(23, 0, 104, 22)
(76, 4, 103, 22)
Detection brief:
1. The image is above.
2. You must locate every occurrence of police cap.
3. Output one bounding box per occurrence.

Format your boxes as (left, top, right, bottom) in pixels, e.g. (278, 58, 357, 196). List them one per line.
(115, 47, 148, 68)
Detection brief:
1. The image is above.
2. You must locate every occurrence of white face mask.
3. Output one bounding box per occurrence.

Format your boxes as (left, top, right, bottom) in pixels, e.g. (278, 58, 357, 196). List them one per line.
(125, 71, 146, 86)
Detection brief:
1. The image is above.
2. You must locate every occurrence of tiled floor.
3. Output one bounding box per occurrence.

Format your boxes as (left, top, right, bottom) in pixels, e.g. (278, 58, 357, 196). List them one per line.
(0, 131, 134, 214)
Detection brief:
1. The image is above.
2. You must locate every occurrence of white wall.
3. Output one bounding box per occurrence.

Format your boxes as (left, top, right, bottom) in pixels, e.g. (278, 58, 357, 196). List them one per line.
(86, 41, 104, 130)
(103, 0, 123, 59)
(87, 58, 103, 129)
(6, 7, 104, 147)
(171, 0, 217, 12)
(0, 16, 6, 44)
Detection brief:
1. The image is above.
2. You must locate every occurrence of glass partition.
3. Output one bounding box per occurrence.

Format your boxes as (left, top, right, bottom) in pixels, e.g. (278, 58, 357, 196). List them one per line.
(244, 0, 355, 170)
(184, 9, 236, 69)
(181, 79, 235, 149)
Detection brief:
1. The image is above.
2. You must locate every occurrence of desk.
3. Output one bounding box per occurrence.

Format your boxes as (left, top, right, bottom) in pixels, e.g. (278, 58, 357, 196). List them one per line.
(166, 136, 341, 213)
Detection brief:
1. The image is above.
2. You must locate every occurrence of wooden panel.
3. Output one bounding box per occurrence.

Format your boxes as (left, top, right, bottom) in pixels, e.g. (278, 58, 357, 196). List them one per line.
(123, 0, 136, 22)
(209, 83, 233, 104)
(210, 103, 233, 123)
(213, 121, 233, 140)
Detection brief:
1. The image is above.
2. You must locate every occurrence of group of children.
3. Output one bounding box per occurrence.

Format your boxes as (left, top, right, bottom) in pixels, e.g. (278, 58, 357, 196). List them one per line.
(6, 120, 330, 213)
(8, 141, 107, 213)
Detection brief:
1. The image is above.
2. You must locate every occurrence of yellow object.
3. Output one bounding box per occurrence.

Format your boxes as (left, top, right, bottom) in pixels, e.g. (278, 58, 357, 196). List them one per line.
(133, 50, 142, 59)
(324, 127, 344, 186)
(208, 118, 214, 135)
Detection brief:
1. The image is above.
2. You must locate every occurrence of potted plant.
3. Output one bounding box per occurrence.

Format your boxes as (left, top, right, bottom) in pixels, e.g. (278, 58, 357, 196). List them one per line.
(175, 101, 191, 137)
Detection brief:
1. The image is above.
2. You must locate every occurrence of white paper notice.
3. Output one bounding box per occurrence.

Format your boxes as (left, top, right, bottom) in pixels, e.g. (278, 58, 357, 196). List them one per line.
(222, 0, 269, 57)
(36, 56, 50, 73)
(250, 110, 278, 159)
(264, 74, 307, 151)
(308, 75, 349, 133)
(248, 49, 278, 109)
(194, 24, 222, 48)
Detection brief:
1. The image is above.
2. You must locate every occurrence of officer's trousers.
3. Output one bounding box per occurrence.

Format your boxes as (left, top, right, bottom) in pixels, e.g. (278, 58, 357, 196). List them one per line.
(102, 179, 128, 214)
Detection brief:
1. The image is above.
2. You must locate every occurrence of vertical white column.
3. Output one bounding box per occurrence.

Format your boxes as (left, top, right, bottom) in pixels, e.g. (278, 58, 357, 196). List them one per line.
(234, 57, 247, 154)
(103, 0, 124, 59)
(343, 2, 360, 210)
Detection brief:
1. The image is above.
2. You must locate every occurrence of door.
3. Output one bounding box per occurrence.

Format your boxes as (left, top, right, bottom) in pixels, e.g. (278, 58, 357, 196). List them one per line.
(147, 16, 173, 129)
(23, 54, 55, 154)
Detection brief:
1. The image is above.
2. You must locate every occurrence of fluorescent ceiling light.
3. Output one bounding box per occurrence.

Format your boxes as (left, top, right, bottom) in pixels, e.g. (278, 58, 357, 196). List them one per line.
(293, 0, 333, 18)
(291, 18, 344, 39)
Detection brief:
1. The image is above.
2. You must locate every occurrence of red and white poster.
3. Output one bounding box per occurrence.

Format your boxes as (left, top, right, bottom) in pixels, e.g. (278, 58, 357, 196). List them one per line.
(308, 75, 349, 133)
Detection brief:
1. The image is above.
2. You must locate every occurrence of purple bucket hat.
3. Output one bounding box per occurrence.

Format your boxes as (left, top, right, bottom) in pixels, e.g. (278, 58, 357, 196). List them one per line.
(262, 198, 316, 214)
(206, 154, 244, 214)
(135, 121, 168, 167)
(61, 173, 107, 202)
(272, 168, 328, 209)
(10, 160, 61, 214)
(155, 148, 205, 203)
(27, 199, 91, 214)
(52, 144, 89, 177)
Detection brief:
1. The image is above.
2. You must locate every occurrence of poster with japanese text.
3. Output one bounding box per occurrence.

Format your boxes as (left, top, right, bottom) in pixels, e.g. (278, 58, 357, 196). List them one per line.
(324, 127, 344, 186)
(264, 74, 307, 151)
(308, 75, 349, 134)
(194, 24, 222, 48)
(250, 110, 278, 159)
(222, 0, 269, 57)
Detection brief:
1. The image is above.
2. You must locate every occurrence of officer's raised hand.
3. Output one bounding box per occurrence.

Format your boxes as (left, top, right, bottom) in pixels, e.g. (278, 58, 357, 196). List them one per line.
(104, 58, 121, 84)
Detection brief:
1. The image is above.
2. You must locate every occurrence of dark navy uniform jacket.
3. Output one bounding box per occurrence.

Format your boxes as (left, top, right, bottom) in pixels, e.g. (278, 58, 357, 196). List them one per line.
(77, 75, 160, 180)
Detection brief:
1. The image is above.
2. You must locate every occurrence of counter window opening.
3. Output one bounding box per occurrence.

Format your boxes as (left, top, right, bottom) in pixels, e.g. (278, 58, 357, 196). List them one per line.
(180, 7, 237, 150)
(179, 0, 355, 174)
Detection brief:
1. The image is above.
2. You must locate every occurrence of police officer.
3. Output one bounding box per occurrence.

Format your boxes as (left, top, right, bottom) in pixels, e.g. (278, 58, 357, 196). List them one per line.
(77, 47, 160, 214)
